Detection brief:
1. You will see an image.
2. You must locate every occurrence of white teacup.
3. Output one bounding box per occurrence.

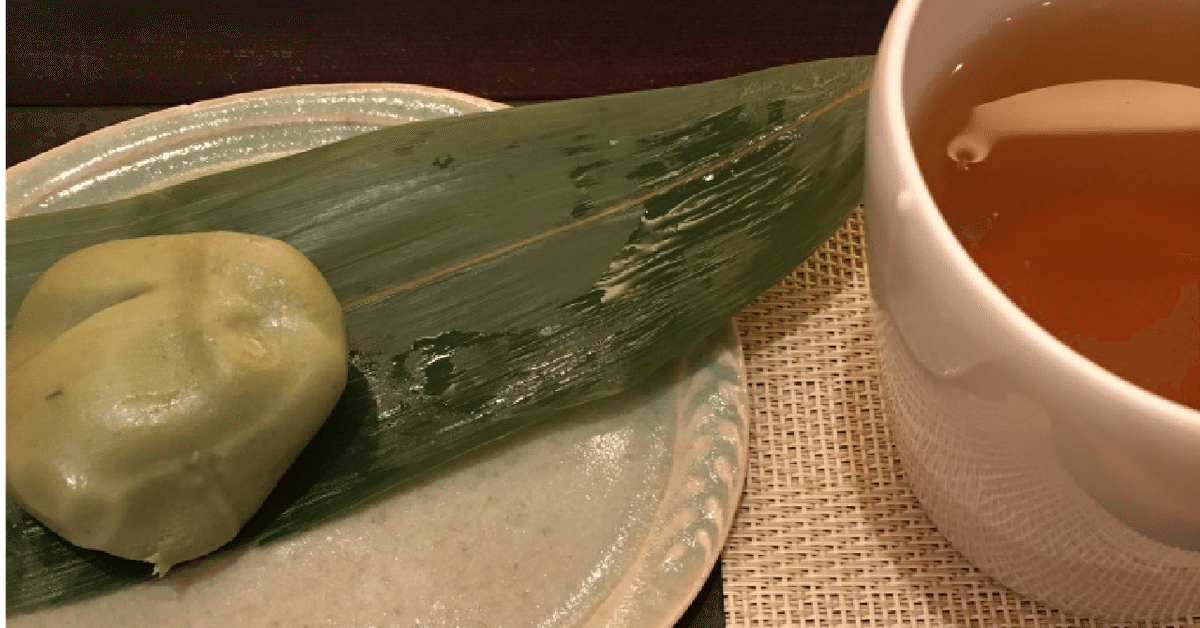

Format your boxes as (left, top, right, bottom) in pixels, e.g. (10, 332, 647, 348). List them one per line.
(864, 0, 1200, 620)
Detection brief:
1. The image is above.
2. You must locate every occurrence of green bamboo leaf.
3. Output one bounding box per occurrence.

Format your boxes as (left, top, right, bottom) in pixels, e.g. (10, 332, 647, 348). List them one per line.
(6, 55, 872, 614)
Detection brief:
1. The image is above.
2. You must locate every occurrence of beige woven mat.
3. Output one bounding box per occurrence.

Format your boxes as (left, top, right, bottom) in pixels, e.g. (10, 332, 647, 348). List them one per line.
(724, 209, 1199, 628)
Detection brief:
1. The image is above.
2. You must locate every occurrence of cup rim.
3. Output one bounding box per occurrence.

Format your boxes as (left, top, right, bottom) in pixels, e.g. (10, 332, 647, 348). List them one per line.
(875, 0, 1200, 427)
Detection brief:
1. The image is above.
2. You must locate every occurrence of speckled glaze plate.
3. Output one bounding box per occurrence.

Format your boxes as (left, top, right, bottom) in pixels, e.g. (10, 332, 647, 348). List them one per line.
(6, 84, 750, 628)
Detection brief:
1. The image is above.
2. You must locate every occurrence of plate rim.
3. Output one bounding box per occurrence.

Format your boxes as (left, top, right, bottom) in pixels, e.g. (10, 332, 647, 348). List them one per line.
(5, 82, 504, 176)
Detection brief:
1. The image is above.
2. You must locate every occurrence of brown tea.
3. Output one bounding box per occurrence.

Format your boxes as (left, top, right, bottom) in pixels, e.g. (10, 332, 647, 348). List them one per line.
(910, 0, 1200, 410)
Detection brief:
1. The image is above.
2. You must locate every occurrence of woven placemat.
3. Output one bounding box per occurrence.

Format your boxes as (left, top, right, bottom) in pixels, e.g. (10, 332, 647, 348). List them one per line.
(724, 209, 1199, 628)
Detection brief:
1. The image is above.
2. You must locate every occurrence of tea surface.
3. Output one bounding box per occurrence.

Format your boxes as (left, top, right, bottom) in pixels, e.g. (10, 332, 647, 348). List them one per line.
(911, 0, 1200, 409)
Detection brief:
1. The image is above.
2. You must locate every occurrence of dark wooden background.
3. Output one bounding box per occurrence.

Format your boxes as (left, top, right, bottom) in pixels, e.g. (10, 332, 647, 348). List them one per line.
(5, 1, 897, 624)
(7, 0, 895, 165)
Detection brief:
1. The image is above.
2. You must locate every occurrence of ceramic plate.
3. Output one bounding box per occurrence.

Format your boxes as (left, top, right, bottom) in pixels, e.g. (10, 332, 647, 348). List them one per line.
(6, 84, 750, 628)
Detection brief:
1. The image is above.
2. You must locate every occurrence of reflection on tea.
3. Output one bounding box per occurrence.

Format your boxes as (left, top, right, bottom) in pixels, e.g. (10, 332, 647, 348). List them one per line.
(911, 0, 1200, 410)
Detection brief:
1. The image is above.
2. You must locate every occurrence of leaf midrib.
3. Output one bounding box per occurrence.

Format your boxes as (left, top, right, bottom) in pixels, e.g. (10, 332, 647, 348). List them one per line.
(341, 77, 871, 313)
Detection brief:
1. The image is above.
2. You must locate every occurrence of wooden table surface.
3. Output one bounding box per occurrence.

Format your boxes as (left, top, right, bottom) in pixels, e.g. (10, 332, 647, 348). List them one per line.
(5, 2, 896, 625)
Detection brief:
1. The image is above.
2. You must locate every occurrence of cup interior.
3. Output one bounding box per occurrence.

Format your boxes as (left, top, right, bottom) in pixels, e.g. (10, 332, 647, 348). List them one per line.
(878, 0, 1200, 422)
